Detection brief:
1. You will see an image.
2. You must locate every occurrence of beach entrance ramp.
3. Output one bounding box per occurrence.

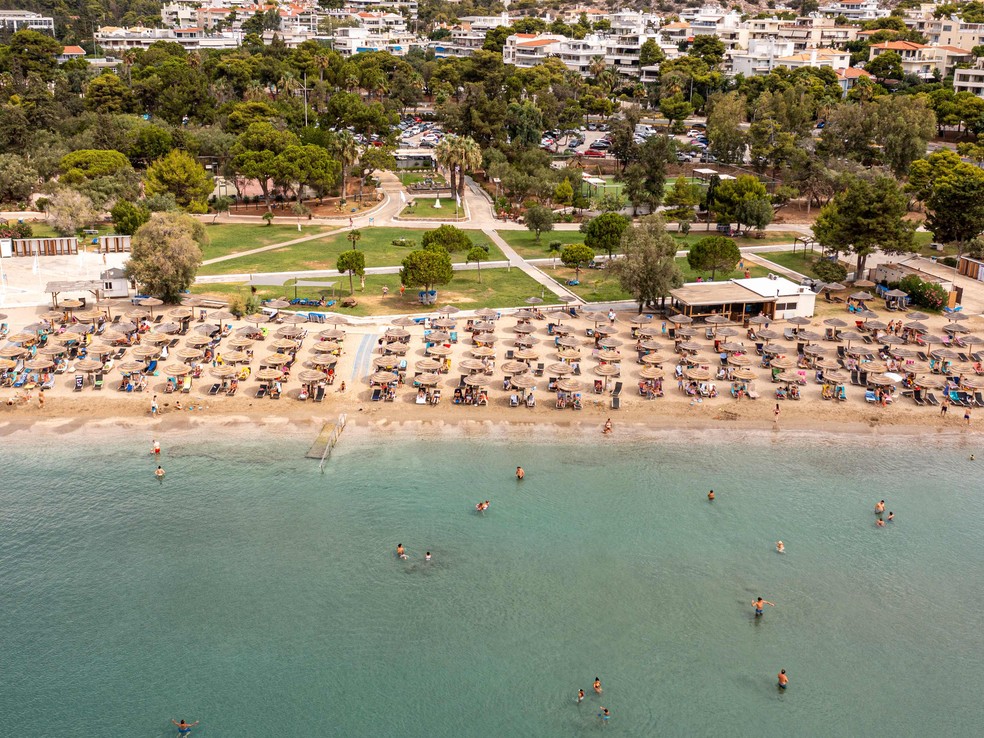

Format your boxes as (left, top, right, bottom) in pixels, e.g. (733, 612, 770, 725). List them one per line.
(307, 413, 347, 471)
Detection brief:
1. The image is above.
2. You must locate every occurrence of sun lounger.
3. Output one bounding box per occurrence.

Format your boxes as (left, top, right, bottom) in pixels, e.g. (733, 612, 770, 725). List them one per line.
(74, 375, 83, 391)
(611, 395, 621, 410)
(93, 373, 104, 390)
(12, 373, 26, 388)
(41, 376, 54, 390)
(314, 386, 325, 402)
(850, 370, 860, 386)
(255, 384, 267, 399)
(114, 347, 126, 360)
(975, 391, 984, 407)
(371, 387, 382, 401)
(913, 389, 925, 406)
(270, 385, 281, 399)
(208, 383, 220, 395)
(181, 375, 192, 393)
(573, 364, 581, 375)
(226, 385, 237, 397)
(925, 391, 940, 406)
(145, 360, 158, 375)
(534, 362, 544, 376)
(611, 381, 622, 397)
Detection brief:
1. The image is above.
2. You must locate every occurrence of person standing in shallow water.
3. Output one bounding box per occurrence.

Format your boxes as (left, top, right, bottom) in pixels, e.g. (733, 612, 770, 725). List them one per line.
(516, 466, 524, 480)
(778, 669, 789, 689)
(707, 490, 715, 501)
(753, 597, 775, 617)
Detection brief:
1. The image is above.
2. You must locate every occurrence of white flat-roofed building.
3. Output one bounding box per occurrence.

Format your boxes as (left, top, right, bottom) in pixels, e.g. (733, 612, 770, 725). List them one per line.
(670, 275, 816, 321)
(0, 10, 55, 34)
(817, 0, 889, 21)
(95, 25, 242, 51)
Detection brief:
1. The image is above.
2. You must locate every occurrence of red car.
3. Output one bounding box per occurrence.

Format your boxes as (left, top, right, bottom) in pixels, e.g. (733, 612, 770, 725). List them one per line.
(582, 149, 606, 158)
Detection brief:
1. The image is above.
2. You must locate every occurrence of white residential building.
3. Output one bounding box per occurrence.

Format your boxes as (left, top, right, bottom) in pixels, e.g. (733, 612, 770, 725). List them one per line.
(868, 40, 972, 80)
(95, 26, 242, 51)
(503, 34, 565, 67)
(729, 42, 850, 76)
(0, 10, 55, 34)
(331, 26, 412, 56)
(817, 0, 889, 21)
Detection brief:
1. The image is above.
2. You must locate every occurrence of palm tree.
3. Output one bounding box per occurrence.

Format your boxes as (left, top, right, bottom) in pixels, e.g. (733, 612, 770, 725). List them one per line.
(456, 136, 482, 199)
(435, 134, 460, 196)
(330, 130, 359, 200)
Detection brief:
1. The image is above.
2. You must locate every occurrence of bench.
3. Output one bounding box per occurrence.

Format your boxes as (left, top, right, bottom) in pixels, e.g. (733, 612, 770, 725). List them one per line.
(197, 299, 228, 309)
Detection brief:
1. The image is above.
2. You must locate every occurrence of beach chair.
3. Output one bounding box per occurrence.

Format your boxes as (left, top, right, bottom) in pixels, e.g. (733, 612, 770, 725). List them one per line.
(506, 350, 514, 360)
(270, 385, 281, 399)
(93, 373, 103, 390)
(181, 375, 192, 393)
(573, 364, 581, 375)
(113, 347, 126, 360)
(12, 372, 26, 388)
(913, 389, 926, 406)
(255, 384, 267, 399)
(850, 370, 860, 386)
(705, 328, 714, 340)
(534, 363, 545, 376)
(145, 360, 158, 375)
(371, 387, 382, 401)
(41, 376, 54, 390)
(611, 395, 621, 410)
(154, 315, 163, 324)
(925, 391, 940, 406)
(784, 328, 795, 341)
(314, 386, 325, 403)
(865, 390, 877, 403)
(208, 383, 221, 395)
(226, 385, 237, 397)
(74, 375, 83, 391)
(450, 331, 458, 343)
(975, 391, 984, 407)
(611, 381, 622, 397)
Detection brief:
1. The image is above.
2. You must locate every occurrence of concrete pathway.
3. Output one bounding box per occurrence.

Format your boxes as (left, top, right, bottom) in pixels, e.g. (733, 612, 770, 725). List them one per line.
(201, 228, 337, 266)
(481, 229, 581, 303)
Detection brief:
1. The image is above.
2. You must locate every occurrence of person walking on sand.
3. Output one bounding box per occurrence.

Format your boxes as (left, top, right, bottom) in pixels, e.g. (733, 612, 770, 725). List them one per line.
(151, 395, 159, 416)
(941, 397, 949, 417)
(965, 407, 972, 426)
(778, 669, 788, 690)
(753, 597, 775, 617)
(773, 403, 781, 427)
(37, 390, 44, 409)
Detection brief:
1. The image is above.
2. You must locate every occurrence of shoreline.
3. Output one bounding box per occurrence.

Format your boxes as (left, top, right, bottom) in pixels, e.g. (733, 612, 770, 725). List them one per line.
(1, 406, 979, 447)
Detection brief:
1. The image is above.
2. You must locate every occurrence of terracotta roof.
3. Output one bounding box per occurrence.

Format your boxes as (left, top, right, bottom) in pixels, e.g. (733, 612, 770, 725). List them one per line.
(516, 38, 560, 47)
(937, 45, 972, 54)
(514, 33, 537, 38)
(836, 66, 872, 79)
(61, 45, 85, 54)
(662, 22, 690, 29)
(870, 40, 926, 51)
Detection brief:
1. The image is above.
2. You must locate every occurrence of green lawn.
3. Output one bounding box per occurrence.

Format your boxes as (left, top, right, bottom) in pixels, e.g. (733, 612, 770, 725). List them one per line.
(198, 227, 504, 275)
(398, 171, 444, 186)
(670, 230, 802, 248)
(191, 267, 560, 316)
(757, 250, 823, 279)
(28, 222, 114, 239)
(675, 258, 770, 283)
(496, 229, 586, 259)
(202, 223, 333, 261)
(398, 205, 467, 221)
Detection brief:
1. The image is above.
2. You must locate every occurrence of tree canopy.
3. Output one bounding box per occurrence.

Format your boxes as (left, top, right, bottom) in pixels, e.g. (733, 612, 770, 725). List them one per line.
(610, 215, 684, 311)
(124, 212, 207, 301)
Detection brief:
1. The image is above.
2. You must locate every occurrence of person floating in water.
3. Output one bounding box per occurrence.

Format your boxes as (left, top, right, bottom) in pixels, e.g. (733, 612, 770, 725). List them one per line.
(172, 719, 199, 735)
(875, 500, 886, 515)
(777, 669, 789, 690)
(753, 597, 775, 617)
(155, 466, 165, 478)
(776, 540, 784, 554)
(476, 500, 490, 512)
(397, 543, 407, 559)
(707, 490, 715, 501)
(593, 677, 603, 694)
(516, 466, 525, 480)
(577, 688, 585, 703)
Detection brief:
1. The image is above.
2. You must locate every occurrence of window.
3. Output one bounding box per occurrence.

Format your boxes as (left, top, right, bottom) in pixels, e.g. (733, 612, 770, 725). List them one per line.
(775, 301, 795, 311)
(104, 282, 114, 290)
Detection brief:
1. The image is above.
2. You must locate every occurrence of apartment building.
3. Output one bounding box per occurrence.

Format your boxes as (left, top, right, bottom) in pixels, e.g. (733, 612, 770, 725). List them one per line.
(817, 0, 889, 21)
(331, 25, 413, 56)
(868, 40, 972, 79)
(954, 60, 984, 97)
(95, 26, 242, 51)
(432, 13, 515, 58)
(730, 42, 850, 76)
(919, 17, 984, 49)
(503, 34, 565, 67)
(0, 10, 55, 34)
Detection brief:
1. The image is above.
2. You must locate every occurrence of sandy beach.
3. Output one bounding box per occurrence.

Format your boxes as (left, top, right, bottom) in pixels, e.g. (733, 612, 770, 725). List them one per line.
(1, 299, 982, 441)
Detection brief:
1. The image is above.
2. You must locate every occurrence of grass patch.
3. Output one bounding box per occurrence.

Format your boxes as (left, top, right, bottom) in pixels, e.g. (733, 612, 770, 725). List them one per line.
(198, 227, 503, 275)
(757, 250, 822, 279)
(548, 265, 632, 302)
(675, 258, 770, 283)
(398, 171, 444, 186)
(202, 224, 332, 261)
(670, 230, 802, 249)
(496, 229, 586, 259)
(398, 205, 468, 221)
(192, 268, 560, 316)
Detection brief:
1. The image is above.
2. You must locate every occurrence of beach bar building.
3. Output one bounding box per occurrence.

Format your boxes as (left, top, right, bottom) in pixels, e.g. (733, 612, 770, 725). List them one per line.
(669, 275, 816, 322)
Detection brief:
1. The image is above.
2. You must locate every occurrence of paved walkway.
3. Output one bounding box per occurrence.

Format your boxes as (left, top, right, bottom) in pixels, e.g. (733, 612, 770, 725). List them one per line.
(481, 229, 581, 303)
(201, 228, 337, 266)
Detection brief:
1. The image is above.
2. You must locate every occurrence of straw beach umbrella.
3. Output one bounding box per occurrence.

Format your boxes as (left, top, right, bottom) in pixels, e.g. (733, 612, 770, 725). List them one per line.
(459, 359, 485, 373)
(501, 360, 529, 375)
(547, 362, 573, 376)
(686, 366, 711, 381)
(510, 373, 536, 390)
(118, 360, 148, 374)
(476, 308, 499, 319)
(416, 358, 442, 373)
(373, 356, 400, 370)
(464, 374, 490, 387)
(132, 346, 161, 359)
(257, 368, 284, 382)
(727, 354, 753, 366)
(25, 358, 54, 370)
(162, 363, 191, 376)
(426, 344, 453, 356)
(556, 377, 582, 391)
(391, 316, 417, 327)
(731, 367, 757, 381)
(175, 348, 204, 363)
(212, 365, 239, 380)
(471, 346, 496, 358)
(640, 366, 665, 380)
(185, 335, 212, 347)
(514, 348, 539, 361)
(0, 345, 27, 358)
(414, 372, 441, 386)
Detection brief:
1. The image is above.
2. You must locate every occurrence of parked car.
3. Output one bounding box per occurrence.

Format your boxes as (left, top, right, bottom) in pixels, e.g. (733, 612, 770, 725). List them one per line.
(675, 152, 692, 162)
(699, 153, 718, 163)
(583, 149, 606, 158)
(589, 139, 612, 150)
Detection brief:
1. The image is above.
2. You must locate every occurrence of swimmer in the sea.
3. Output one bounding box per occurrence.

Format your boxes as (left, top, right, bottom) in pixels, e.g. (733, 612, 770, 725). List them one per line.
(172, 719, 199, 735)
(875, 500, 885, 514)
(397, 543, 407, 559)
(776, 540, 784, 554)
(707, 490, 715, 501)
(155, 466, 165, 478)
(753, 597, 775, 617)
(577, 688, 585, 703)
(516, 466, 525, 480)
(425, 552, 431, 561)
(778, 670, 788, 689)
(593, 677, 602, 694)
(876, 518, 885, 527)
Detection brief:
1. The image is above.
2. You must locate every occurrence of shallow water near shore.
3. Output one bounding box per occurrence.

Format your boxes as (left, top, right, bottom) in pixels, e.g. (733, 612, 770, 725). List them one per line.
(1, 427, 982, 736)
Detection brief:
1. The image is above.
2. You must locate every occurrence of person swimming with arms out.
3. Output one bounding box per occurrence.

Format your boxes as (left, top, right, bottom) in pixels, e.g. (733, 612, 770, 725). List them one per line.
(172, 718, 199, 735)
(887, 512, 894, 522)
(397, 543, 407, 559)
(777, 669, 789, 690)
(753, 597, 775, 617)
(599, 707, 611, 722)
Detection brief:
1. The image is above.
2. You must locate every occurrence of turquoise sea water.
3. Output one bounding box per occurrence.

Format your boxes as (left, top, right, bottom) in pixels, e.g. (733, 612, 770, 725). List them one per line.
(1, 427, 983, 737)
